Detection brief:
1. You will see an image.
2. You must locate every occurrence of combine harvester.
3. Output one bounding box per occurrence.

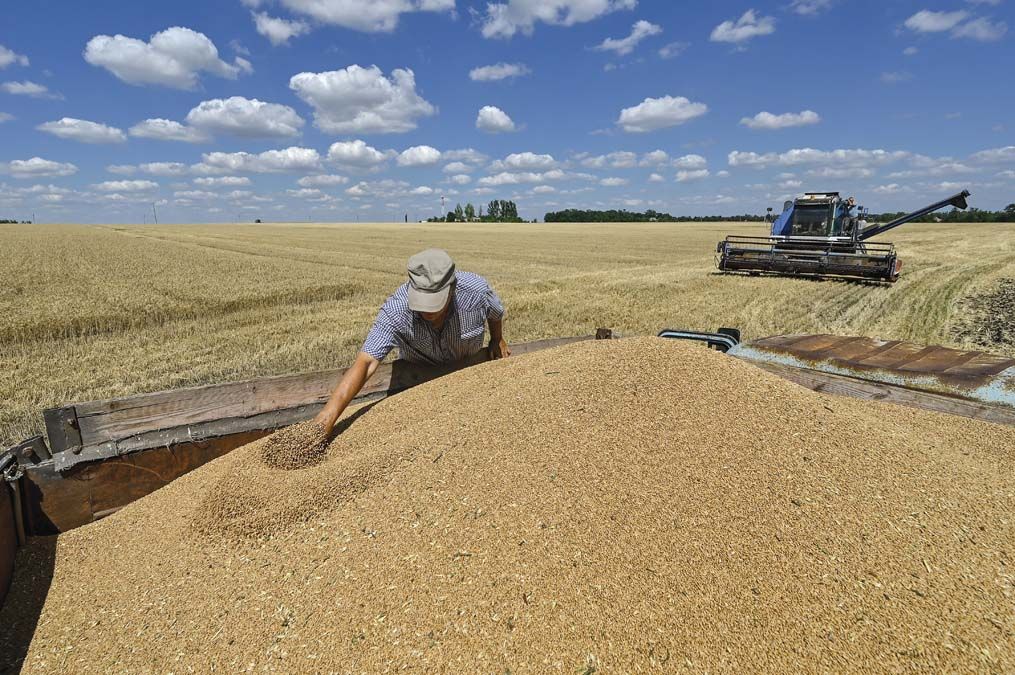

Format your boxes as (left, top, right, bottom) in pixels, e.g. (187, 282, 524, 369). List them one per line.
(716, 189, 971, 282)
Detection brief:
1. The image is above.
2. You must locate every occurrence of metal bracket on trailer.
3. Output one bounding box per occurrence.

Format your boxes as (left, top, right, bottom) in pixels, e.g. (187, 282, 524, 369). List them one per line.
(658, 328, 741, 353)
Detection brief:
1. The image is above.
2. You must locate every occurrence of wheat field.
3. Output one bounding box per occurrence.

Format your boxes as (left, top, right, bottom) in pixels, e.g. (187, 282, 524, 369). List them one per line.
(1, 221, 1013, 447)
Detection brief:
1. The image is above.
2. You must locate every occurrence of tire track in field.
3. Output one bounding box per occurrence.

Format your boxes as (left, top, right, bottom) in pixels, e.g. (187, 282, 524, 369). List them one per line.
(99, 227, 404, 280)
(0, 283, 368, 345)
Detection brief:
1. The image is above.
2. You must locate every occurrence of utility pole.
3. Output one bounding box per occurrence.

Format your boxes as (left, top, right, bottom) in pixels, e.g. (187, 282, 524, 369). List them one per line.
(152, 202, 159, 225)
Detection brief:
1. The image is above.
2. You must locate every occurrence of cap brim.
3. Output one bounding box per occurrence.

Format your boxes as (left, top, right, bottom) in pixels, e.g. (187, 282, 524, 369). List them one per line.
(407, 284, 451, 313)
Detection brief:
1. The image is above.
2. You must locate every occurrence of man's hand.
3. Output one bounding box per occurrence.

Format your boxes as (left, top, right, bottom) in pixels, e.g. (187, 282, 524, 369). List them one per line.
(313, 407, 338, 435)
(488, 337, 511, 359)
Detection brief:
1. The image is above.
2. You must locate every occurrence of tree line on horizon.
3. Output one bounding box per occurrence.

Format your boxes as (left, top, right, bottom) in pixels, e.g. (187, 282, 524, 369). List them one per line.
(427, 200, 528, 223)
(544, 209, 768, 223)
(869, 204, 1015, 223)
(545, 203, 1015, 224)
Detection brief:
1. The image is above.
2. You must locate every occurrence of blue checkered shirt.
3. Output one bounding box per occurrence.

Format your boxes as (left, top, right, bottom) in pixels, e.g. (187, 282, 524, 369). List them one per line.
(362, 272, 506, 365)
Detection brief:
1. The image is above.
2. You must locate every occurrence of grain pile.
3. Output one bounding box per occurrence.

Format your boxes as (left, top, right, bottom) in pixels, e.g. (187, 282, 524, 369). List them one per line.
(2, 337, 1014, 672)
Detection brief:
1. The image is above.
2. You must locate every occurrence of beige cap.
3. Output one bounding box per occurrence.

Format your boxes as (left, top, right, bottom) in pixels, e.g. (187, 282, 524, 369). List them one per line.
(406, 248, 455, 312)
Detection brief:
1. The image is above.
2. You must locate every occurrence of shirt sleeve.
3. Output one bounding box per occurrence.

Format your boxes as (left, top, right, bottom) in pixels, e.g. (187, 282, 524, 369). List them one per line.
(361, 308, 398, 361)
(485, 285, 506, 321)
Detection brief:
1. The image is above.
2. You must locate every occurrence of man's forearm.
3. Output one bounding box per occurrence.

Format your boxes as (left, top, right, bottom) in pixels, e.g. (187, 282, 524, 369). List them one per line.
(315, 352, 379, 433)
(488, 317, 504, 341)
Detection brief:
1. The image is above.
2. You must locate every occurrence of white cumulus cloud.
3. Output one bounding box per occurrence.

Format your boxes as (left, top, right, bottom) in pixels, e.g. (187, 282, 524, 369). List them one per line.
(789, 0, 834, 15)
(676, 169, 710, 182)
(617, 95, 708, 133)
(904, 10, 969, 32)
(599, 177, 628, 186)
(658, 41, 689, 59)
(489, 152, 557, 171)
(193, 147, 321, 174)
(4, 157, 78, 179)
(0, 45, 29, 69)
(138, 162, 187, 176)
(297, 174, 349, 187)
(476, 105, 517, 133)
(290, 65, 435, 134)
(951, 17, 1007, 41)
(873, 184, 903, 194)
(469, 62, 531, 81)
(252, 12, 310, 45)
(37, 118, 126, 143)
(128, 118, 209, 143)
(185, 97, 304, 138)
(2, 80, 60, 98)
(710, 10, 776, 44)
(443, 161, 474, 174)
(93, 180, 159, 192)
(478, 169, 566, 186)
(195, 176, 252, 186)
(729, 147, 911, 169)
(673, 154, 707, 169)
(640, 150, 670, 165)
(970, 145, 1015, 164)
(595, 20, 662, 56)
(398, 145, 442, 166)
(443, 148, 488, 164)
(327, 139, 392, 168)
(84, 27, 250, 89)
(267, 0, 454, 33)
(740, 110, 821, 130)
(481, 0, 637, 39)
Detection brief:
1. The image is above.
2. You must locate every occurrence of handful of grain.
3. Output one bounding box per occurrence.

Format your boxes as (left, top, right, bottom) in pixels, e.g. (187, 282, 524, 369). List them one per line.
(259, 420, 329, 470)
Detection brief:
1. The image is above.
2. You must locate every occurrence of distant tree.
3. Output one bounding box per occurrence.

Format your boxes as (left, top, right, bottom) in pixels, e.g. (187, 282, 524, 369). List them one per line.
(445, 211, 456, 223)
(454, 203, 464, 221)
(488, 200, 501, 220)
(464, 203, 475, 220)
(1005, 203, 1015, 215)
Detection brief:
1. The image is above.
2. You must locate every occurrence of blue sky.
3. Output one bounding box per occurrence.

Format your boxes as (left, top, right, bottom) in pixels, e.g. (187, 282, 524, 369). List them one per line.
(1, 0, 1012, 223)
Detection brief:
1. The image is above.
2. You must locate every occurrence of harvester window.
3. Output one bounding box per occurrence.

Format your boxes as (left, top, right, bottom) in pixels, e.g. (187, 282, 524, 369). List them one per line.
(791, 205, 833, 236)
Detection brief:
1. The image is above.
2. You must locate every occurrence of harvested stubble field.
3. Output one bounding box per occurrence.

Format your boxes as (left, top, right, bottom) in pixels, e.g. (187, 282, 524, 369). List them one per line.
(1, 220, 1013, 447)
(1, 338, 1013, 672)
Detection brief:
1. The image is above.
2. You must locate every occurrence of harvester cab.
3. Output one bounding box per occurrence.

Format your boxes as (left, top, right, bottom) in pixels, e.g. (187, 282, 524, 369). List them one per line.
(716, 189, 970, 283)
(771, 192, 865, 240)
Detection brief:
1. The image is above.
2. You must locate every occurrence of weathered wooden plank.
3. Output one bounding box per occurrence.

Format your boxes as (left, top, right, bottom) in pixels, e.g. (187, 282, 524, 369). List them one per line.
(752, 361, 1015, 427)
(63, 334, 599, 460)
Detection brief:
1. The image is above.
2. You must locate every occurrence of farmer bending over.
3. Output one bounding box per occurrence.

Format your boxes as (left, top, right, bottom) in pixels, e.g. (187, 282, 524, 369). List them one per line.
(314, 248, 509, 435)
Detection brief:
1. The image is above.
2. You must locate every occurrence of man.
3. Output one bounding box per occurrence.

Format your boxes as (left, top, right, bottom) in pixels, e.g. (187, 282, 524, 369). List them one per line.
(314, 248, 510, 435)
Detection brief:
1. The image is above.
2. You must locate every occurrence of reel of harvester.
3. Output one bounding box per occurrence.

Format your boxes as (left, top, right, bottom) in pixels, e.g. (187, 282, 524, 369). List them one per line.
(716, 189, 971, 283)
